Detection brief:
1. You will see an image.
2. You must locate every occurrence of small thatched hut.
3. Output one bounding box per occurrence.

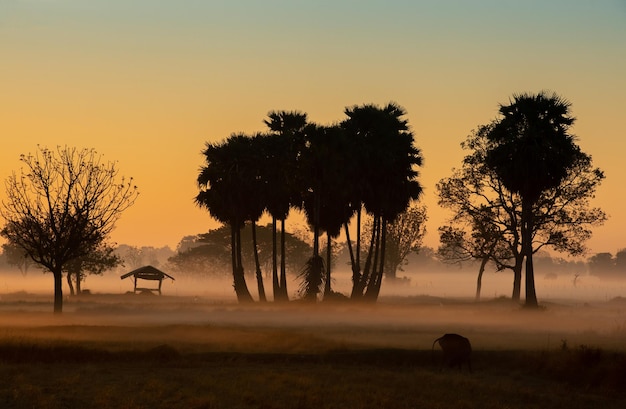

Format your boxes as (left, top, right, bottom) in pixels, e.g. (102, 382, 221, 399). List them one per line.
(120, 265, 175, 295)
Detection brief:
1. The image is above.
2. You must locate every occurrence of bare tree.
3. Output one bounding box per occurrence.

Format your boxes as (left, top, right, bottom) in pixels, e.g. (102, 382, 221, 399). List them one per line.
(383, 204, 427, 281)
(1, 146, 138, 313)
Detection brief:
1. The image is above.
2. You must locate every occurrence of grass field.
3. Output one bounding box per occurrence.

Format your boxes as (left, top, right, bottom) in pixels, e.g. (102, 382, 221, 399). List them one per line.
(0, 293, 625, 409)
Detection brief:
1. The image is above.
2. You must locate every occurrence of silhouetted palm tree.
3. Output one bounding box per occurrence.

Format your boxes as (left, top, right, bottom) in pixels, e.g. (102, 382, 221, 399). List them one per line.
(300, 124, 353, 299)
(196, 135, 255, 303)
(342, 103, 423, 301)
(245, 133, 270, 302)
(263, 110, 308, 301)
(486, 91, 583, 308)
(298, 124, 327, 301)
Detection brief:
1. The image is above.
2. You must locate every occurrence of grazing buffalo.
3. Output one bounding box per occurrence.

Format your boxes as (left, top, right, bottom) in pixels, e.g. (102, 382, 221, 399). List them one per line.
(432, 333, 472, 372)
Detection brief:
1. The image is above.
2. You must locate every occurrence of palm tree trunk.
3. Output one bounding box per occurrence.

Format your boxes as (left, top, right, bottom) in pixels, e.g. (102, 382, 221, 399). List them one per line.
(370, 217, 387, 301)
(231, 223, 253, 303)
(356, 207, 361, 273)
(352, 214, 376, 299)
(306, 192, 322, 302)
(521, 199, 538, 308)
(346, 209, 363, 296)
(251, 222, 267, 302)
(271, 217, 279, 300)
(344, 222, 358, 280)
(365, 216, 382, 300)
(324, 234, 332, 298)
(279, 219, 289, 300)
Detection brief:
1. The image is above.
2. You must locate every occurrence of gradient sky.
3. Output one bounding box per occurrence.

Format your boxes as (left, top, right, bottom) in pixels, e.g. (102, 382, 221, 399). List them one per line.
(1, 0, 625, 257)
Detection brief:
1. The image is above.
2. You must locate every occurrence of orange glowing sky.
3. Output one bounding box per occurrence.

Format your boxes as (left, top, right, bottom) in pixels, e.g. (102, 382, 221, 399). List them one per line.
(1, 1, 625, 257)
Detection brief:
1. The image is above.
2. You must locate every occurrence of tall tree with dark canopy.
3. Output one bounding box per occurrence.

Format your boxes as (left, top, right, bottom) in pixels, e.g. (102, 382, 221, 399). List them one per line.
(298, 124, 332, 301)
(196, 135, 256, 303)
(243, 133, 270, 302)
(1, 146, 138, 313)
(263, 111, 308, 301)
(440, 120, 605, 303)
(341, 103, 423, 301)
(300, 124, 353, 300)
(485, 91, 590, 308)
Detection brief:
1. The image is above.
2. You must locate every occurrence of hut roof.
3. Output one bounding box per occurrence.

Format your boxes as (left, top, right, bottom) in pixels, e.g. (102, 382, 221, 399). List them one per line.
(120, 265, 175, 281)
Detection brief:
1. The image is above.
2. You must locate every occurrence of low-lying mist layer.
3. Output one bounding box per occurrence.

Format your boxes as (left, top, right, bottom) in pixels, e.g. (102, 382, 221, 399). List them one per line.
(0, 292, 625, 354)
(3, 266, 625, 302)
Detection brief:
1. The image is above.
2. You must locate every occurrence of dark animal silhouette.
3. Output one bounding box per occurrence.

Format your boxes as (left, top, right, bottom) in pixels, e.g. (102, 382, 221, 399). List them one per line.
(432, 333, 472, 372)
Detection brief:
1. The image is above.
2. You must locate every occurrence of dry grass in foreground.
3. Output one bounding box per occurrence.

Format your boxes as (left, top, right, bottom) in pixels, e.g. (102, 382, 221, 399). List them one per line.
(0, 339, 625, 409)
(0, 293, 625, 408)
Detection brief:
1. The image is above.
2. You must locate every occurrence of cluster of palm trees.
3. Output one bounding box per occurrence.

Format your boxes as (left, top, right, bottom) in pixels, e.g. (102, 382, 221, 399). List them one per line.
(196, 103, 423, 303)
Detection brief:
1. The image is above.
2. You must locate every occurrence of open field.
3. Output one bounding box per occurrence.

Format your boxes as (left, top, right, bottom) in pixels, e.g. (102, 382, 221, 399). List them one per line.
(0, 292, 625, 408)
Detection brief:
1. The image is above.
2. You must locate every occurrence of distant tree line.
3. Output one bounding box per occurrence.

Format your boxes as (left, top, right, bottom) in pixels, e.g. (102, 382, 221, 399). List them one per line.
(167, 224, 312, 278)
(587, 250, 626, 279)
(0, 241, 620, 280)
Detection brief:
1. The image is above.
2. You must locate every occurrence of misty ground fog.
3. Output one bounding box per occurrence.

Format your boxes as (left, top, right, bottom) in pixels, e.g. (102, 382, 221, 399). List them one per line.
(1, 264, 625, 355)
(3, 263, 625, 301)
